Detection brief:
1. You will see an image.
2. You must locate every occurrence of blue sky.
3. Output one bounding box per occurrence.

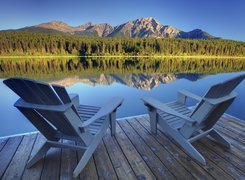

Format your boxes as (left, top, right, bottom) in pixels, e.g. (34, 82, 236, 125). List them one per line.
(0, 0, 244, 41)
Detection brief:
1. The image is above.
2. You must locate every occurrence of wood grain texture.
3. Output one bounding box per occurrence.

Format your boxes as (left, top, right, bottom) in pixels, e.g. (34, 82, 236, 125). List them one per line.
(0, 114, 244, 179)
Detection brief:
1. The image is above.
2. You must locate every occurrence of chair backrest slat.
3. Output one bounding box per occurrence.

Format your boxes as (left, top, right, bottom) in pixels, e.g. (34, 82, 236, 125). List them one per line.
(52, 85, 71, 104)
(4, 78, 42, 103)
(52, 84, 82, 121)
(201, 98, 235, 131)
(31, 81, 62, 105)
(204, 74, 245, 98)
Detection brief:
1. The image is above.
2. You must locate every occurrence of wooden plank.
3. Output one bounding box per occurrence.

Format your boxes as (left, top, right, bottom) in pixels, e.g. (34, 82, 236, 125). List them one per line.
(164, 134, 233, 179)
(2, 134, 37, 180)
(22, 134, 46, 180)
(199, 137, 245, 172)
(138, 117, 214, 180)
(219, 116, 245, 132)
(60, 140, 78, 180)
(218, 117, 245, 137)
(103, 130, 137, 179)
(77, 108, 99, 113)
(141, 116, 235, 180)
(115, 123, 156, 180)
(215, 125, 245, 145)
(52, 85, 71, 104)
(0, 138, 8, 152)
(0, 136, 23, 178)
(41, 145, 62, 179)
(79, 157, 98, 180)
(78, 105, 100, 110)
(217, 122, 245, 139)
(118, 120, 175, 179)
(214, 132, 245, 159)
(194, 141, 245, 179)
(127, 117, 194, 179)
(93, 141, 118, 180)
(78, 151, 98, 180)
(223, 114, 245, 126)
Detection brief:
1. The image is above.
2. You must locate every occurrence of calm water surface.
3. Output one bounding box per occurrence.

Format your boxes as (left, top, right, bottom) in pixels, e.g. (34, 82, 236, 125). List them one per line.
(0, 57, 244, 137)
(0, 71, 244, 137)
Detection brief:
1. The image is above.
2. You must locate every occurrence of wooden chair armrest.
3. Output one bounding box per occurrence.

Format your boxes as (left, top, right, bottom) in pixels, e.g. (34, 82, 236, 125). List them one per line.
(178, 90, 202, 104)
(142, 97, 196, 126)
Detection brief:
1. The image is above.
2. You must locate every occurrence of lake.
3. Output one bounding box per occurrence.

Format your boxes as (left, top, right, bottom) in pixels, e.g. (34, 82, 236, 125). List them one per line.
(0, 57, 244, 137)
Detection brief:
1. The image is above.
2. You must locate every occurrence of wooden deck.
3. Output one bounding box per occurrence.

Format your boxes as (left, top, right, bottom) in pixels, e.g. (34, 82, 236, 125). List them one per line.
(0, 114, 244, 180)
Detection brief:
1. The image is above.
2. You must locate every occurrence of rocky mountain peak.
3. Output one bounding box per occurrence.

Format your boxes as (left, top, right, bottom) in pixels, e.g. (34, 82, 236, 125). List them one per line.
(35, 21, 75, 32)
(77, 22, 93, 29)
(136, 17, 160, 25)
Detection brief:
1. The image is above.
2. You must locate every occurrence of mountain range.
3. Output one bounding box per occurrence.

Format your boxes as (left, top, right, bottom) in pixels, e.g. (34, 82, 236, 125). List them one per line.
(10, 17, 216, 39)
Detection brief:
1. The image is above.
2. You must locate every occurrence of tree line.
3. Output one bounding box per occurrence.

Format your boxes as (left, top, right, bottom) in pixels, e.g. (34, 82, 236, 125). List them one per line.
(1, 57, 244, 78)
(0, 31, 244, 56)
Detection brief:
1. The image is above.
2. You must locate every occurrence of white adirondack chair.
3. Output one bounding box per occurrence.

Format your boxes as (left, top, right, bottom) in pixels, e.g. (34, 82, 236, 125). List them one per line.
(142, 74, 245, 165)
(4, 77, 123, 177)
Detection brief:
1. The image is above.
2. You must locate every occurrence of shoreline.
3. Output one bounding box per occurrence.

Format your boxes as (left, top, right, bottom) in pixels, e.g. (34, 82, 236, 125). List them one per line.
(0, 55, 245, 59)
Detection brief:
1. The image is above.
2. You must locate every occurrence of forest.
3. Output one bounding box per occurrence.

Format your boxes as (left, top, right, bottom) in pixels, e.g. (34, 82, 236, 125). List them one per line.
(1, 57, 244, 79)
(0, 31, 245, 56)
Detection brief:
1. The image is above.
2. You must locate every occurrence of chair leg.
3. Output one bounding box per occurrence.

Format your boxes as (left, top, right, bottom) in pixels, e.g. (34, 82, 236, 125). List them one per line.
(209, 129, 231, 148)
(167, 128, 206, 165)
(148, 108, 157, 134)
(73, 135, 102, 178)
(73, 118, 109, 178)
(27, 142, 51, 168)
(110, 111, 116, 136)
(73, 145, 95, 178)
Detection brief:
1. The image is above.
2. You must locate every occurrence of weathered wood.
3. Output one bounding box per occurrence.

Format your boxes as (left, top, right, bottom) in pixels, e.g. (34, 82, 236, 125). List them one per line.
(215, 132, 245, 159)
(223, 114, 245, 126)
(79, 158, 98, 180)
(22, 134, 46, 180)
(215, 125, 245, 145)
(0, 136, 23, 178)
(0, 138, 8, 152)
(165, 135, 233, 179)
(41, 147, 62, 180)
(103, 130, 136, 179)
(217, 117, 245, 138)
(194, 141, 245, 179)
(127, 117, 193, 179)
(2, 134, 37, 180)
(118, 120, 175, 179)
(221, 116, 245, 128)
(60, 140, 78, 180)
(93, 142, 118, 180)
(138, 117, 214, 180)
(0, 114, 244, 179)
(115, 123, 156, 180)
(199, 137, 245, 172)
(144, 115, 235, 180)
(78, 146, 98, 180)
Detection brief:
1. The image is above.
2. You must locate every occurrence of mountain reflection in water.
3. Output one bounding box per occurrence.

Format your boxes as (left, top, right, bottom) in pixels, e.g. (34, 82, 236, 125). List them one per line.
(49, 73, 203, 90)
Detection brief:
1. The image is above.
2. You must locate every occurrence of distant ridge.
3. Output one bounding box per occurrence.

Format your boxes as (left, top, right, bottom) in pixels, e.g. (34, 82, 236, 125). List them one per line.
(4, 17, 217, 39)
